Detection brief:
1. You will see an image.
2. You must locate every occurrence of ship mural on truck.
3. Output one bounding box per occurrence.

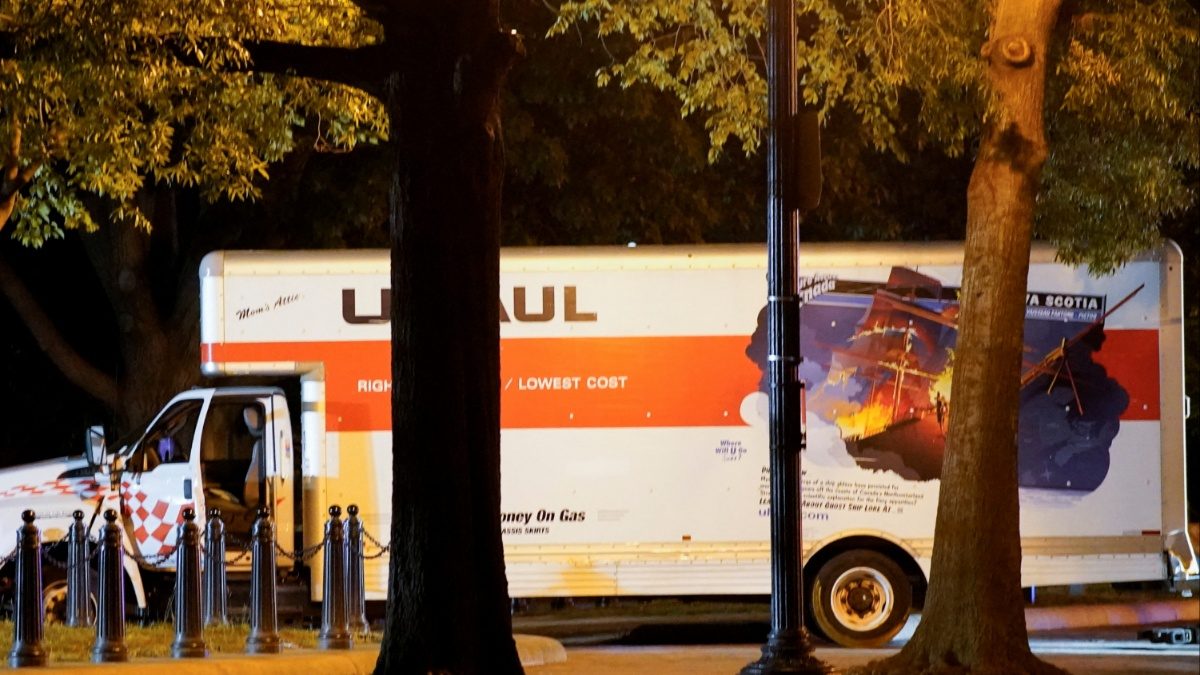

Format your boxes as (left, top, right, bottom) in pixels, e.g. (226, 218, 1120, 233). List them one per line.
(773, 266, 1148, 492)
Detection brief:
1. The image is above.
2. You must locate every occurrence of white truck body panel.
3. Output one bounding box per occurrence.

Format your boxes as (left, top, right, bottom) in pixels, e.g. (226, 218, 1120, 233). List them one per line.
(192, 242, 1193, 601)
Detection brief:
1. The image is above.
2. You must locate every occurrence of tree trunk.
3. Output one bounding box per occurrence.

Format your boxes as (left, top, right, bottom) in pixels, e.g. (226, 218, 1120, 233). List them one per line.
(81, 191, 201, 432)
(375, 4, 522, 674)
(0, 186, 200, 437)
(861, 1, 1067, 673)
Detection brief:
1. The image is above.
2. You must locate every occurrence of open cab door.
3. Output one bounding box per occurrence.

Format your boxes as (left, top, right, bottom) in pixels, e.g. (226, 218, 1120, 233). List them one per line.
(195, 390, 295, 570)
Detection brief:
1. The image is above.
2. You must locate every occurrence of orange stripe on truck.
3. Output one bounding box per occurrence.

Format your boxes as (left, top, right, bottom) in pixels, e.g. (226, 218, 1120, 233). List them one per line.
(1089, 329, 1160, 421)
(202, 336, 763, 432)
(202, 327, 1160, 432)
(501, 336, 761, 428)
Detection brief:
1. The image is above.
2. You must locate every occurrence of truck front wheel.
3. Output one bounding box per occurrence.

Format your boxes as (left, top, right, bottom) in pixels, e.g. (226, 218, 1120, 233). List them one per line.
(42, 567, 98, 625)
(810, 550, 911, 648)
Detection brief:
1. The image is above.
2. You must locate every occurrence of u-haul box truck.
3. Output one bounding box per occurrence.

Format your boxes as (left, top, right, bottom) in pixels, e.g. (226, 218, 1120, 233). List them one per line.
(0, 241, 1192, 646)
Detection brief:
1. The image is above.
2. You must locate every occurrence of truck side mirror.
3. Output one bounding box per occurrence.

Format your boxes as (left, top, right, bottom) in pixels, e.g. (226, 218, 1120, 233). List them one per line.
(86, 425, 107, 469)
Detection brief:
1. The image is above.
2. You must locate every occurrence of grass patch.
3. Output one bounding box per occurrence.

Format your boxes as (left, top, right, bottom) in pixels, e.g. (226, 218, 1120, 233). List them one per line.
(0, 621, 379, 663)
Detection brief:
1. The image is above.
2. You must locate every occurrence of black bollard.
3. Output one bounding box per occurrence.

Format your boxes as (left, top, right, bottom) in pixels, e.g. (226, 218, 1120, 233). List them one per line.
(317, 505, 352, 649)
(245, 508, 281, 654)
(203, 508, 227, 626)
(345, 504, 370, 636)
(66, 509, 93, 627)
(92, 509, 128, 663)
(8, 510, 47, 667)
(171, 508, 208, 658)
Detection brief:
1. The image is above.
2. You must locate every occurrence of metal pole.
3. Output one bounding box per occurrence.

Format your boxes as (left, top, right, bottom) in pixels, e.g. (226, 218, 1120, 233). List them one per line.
(346, 504, 370, 635)
(317, 505, 352, 650)
(92, 509, 128, 664)
(741, 1, 824, 673)
(203, 508, 228, 626)
(246, 508, 281, 654)
(66, 509, 93, 627)
(8, 510, 47, 667)
(171, 508, 208, 658)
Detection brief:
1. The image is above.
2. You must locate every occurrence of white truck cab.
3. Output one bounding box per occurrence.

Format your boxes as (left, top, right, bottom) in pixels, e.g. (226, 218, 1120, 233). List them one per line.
(0, 387, 295, 618)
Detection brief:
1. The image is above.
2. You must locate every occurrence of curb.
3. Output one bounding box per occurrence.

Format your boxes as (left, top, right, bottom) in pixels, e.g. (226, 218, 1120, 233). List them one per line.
(1026, 598, 1200, 631)
(515, 633, 568, 666)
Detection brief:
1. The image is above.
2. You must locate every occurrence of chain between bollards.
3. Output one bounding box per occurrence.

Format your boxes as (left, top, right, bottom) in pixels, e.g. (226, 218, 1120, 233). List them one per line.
(8, 510, 47, 668)
(1, 504, 392, 665)
(171, 508, 208, 658)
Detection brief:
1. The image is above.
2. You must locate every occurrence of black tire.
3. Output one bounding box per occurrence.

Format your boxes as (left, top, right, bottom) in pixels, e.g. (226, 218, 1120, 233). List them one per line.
(810, 550, 911, 648)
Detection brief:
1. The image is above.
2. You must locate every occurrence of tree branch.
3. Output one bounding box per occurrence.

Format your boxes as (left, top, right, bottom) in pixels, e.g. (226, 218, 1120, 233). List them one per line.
(348, 0, 391, 27)
(0, 249, 121, 410)
(241, 40, 391, 96)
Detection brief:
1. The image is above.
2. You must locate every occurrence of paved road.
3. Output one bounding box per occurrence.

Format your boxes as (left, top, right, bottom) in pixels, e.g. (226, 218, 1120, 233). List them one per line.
(515, 602, 1200, 673)
(512, 602, 1200, 648)
(525, 644, 1199, 674)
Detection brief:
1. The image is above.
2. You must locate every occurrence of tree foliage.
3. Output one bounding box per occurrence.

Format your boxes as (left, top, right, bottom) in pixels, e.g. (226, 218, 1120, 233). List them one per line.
(552, 0, 1198, 271)
(502, 0, 764, 246)
(0, 0, 386, 244)
(0, 0, 390, 435)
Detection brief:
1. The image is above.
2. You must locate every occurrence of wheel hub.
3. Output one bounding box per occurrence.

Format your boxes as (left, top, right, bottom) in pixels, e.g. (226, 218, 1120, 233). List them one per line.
(829, 565, 894, 631)
(846, 584, 878, 615)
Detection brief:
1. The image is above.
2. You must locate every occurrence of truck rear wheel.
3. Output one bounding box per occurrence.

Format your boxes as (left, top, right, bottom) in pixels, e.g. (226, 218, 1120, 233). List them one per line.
(810, 550, 911, 648)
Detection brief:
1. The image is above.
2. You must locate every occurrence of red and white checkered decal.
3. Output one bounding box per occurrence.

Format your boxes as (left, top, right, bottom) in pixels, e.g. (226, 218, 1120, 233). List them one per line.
(120, 481, 192, 559)
(0, 476, 191, 565)
(0, 478, 103, 500)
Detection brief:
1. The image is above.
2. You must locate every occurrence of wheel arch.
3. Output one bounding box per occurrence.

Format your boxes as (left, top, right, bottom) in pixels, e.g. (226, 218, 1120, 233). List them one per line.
(36, 537, 149, 612)
(803, 532, 929, 607)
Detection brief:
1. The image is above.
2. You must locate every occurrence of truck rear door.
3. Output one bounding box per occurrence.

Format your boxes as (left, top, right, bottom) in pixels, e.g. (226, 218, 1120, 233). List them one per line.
(196, 392, 294, 568)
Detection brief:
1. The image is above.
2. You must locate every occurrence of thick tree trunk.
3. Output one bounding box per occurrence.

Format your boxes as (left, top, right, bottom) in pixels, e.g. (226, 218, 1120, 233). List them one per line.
(861, 1, 1067, 673)
(375, 4, 522, 674)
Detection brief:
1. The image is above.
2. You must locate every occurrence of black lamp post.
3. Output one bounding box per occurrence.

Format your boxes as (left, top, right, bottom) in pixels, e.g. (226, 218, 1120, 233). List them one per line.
(740, 0, 824, 673)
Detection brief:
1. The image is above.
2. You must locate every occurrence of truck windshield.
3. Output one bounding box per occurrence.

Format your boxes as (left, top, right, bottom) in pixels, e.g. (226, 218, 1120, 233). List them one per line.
(129, 400, 204, 471)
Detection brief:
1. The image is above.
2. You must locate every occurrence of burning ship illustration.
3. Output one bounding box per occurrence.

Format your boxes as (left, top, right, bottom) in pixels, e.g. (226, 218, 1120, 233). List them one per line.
(800, 267, 1137, 490)
(822, 268, 958, 481)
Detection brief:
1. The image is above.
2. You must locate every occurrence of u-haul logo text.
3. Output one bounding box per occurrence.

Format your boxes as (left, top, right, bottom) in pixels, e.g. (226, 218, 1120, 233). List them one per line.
(341, 286, 598, 325)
